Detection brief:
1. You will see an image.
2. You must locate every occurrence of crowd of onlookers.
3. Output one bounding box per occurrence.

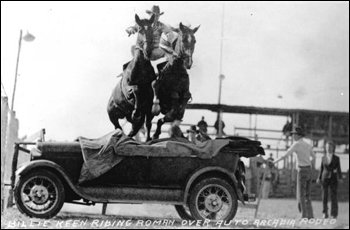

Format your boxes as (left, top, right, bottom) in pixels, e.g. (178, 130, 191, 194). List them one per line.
(168, 118, 344, 220)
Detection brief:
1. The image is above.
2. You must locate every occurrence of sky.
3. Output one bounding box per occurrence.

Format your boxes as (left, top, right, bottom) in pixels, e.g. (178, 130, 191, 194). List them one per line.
(1, 1, 349, 153)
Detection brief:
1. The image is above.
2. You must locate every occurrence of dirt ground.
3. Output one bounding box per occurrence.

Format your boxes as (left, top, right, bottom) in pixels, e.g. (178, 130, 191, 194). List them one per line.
(1, 199, 349, 229)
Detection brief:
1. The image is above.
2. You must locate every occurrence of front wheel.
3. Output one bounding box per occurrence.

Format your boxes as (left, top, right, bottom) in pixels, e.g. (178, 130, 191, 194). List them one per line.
(14, 169, 65, 219)
(188, 177, 238, 221)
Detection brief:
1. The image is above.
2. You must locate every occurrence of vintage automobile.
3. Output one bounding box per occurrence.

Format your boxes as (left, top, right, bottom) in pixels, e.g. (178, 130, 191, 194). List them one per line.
(13, 131, 264, 221)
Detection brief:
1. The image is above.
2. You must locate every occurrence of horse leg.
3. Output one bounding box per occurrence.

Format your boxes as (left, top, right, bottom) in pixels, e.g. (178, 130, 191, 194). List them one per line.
(128, 114, 145, 138)
(151, 79, 161, 116)
(107, 98, 123, 131)
(153, 118, 165, 139)
(145, 112, 154, 141)
(131, 85, 142, 122)
(176, 91, 192, 121)
(109, 113, 122, 130)
(153, 112, 177, 139)
(166, 92, 181, 121)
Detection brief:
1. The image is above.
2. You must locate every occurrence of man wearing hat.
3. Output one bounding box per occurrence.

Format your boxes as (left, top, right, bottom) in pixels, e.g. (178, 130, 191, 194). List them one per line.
(126, 5, 178, 61)
(273, 126, 316, 219)
(186, 125, 200, 144)
(316, 140, 343, 219)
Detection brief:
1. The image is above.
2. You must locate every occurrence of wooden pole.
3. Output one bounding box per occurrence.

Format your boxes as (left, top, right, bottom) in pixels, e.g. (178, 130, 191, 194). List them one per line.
(102, 203, 108, 215)
(217, 3, 225, 138)
(254, 166, 267, 218)
(10, 30, 23, 112)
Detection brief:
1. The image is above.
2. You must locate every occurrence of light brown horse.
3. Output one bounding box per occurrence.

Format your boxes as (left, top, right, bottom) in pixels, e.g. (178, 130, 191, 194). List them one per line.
(152, 23, 200, 139)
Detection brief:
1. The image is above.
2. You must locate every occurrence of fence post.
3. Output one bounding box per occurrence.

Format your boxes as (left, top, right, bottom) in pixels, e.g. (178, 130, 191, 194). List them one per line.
(6, 111, 19, 208)
(1, 97, 9, 213)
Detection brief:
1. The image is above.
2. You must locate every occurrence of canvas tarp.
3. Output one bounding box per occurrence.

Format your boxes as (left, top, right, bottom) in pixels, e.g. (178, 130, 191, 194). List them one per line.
(77, 129, 230, 184)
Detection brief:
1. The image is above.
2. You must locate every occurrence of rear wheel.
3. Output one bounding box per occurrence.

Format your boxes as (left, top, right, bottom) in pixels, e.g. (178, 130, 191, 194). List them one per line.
(175, 205, 193, 220)
(188, 177, 238, 221)
(14, 169, 65, 219)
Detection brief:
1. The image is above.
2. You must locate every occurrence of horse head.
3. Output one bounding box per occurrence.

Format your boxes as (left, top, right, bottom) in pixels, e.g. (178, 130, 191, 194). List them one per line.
(176, 23, 200, 69)
(135, 14, 155, 60)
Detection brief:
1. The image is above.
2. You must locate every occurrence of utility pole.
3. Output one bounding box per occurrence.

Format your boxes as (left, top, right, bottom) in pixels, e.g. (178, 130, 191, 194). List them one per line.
(10, 30, 35, 112)
(217, 3, 225, 138)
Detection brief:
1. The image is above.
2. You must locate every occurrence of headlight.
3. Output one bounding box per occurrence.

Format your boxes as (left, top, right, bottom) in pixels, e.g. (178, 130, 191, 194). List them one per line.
(30, 147, 42, 159)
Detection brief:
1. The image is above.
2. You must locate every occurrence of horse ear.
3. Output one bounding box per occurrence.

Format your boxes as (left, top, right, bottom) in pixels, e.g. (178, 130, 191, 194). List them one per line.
(149, 14, 155, 24)
(179, 22, 185, 32)
(135, 14, 141, 26)
(193, 25, 200, 34)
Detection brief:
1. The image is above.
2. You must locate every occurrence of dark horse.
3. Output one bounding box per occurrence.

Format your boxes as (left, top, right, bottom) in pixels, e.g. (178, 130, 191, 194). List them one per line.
(107, 14, 156, 140)
(152, 23, 200, 139)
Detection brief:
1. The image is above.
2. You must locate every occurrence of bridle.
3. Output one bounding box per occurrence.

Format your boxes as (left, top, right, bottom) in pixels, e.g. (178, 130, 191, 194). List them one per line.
(135, 27, 153, 56)
(173, 33, 193, 60)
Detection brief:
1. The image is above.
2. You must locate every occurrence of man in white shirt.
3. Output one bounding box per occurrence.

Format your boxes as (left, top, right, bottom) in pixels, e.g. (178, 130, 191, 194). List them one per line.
(274, 126, 315, 219)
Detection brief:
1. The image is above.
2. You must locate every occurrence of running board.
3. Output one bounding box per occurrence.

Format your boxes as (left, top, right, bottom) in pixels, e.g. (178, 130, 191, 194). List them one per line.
(76, 186, 184, 204)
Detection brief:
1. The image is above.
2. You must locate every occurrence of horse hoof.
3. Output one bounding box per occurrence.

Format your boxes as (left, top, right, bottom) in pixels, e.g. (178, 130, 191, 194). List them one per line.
(152, 135, 159, 140)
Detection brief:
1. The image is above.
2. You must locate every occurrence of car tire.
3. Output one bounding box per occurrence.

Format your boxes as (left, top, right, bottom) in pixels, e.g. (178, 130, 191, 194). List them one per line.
(175, 205, 194, 220)
(188, 177, 238, 221)
(14, 169, 65, 219)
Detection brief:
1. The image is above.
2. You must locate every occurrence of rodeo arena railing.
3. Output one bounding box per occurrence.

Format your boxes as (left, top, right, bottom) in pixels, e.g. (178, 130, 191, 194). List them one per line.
(1, 96, 45, 214)
(149, 121, 348, 217)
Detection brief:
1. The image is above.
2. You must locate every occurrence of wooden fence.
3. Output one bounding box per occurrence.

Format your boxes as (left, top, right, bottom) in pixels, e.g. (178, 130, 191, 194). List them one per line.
(1, 96, 21, 213)
(1, 96, 9, 213)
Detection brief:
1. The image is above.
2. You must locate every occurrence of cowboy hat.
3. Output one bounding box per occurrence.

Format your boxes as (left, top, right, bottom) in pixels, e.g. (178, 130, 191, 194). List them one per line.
(146, 5, 164, 15)
(187, 125, 199, 133)
(290, 126, 305, 136)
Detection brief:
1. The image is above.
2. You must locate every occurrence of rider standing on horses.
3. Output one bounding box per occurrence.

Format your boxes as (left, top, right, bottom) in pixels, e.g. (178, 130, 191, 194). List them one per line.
(126, 5, 178, 63)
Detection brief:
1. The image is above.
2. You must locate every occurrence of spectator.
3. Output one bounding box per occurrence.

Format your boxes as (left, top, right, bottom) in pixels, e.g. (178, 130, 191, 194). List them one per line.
(282, 120, 293, 137)
(316, 140, 343, 219)
(261, 159, 277, 199)
(273, 126, 315, 219)
(214, 114, 226, 136)
(197, 116, 208, 134)
(282, 119, 293, 148)
(197, 130, 211, 142)
(186, 125, 201, 144)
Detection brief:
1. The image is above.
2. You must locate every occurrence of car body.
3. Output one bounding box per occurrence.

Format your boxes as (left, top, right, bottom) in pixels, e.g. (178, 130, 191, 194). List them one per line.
(14, 135, 264, 220)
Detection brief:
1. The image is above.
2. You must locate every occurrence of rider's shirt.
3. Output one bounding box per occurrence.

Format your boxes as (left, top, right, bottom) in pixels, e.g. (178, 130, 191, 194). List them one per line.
(151, 21, 177, 60)
(127, 21, 177, 61)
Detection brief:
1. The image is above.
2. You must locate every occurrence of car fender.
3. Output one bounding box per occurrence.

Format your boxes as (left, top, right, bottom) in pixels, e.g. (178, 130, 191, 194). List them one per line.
(15, 160, 95, 201)
(184, 167, 245, 204)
